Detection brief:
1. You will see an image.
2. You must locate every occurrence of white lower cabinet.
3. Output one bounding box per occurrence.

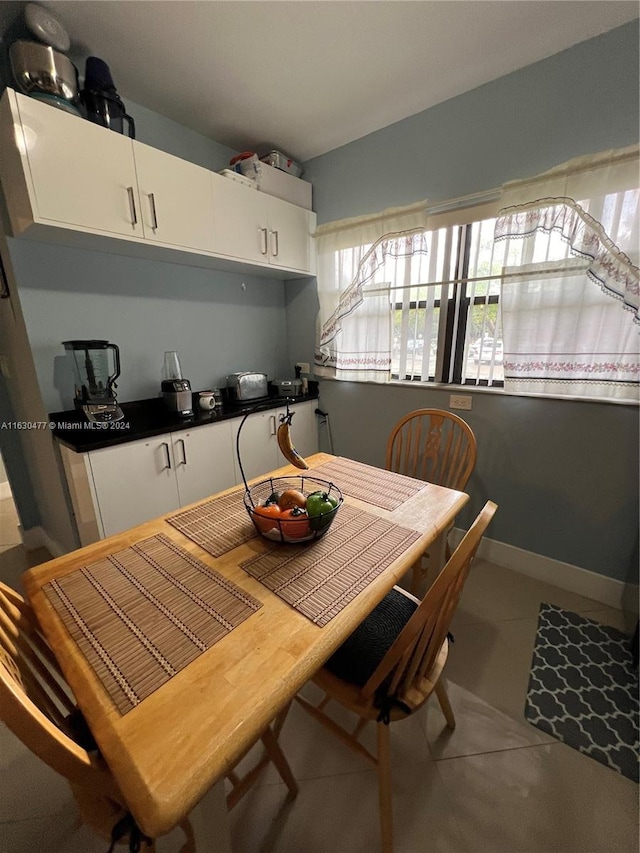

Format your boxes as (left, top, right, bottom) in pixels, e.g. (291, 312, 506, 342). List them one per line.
(172, 420, 236, 507)
(87, 434, 181, 538)
(231, 400, 319, 485)
(62, 405, 317, 544)
(85, 420, 236, 539)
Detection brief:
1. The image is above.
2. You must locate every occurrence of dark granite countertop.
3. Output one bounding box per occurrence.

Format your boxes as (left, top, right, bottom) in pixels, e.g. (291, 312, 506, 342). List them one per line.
(50, 392, 319, 453)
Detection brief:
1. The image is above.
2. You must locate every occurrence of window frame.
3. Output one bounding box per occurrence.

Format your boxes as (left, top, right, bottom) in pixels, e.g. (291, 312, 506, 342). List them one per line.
(390, 208, 505, 389)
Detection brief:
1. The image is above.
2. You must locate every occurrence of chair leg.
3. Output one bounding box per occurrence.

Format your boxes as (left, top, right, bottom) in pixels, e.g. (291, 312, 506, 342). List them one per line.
(260, 724, 299, 799)
(376, 722, 394, 853)
(226, 703, 297, 810)
(178, 819, 195, 853)
(410, 557, 424, 597)
(435, 679, 456, 730)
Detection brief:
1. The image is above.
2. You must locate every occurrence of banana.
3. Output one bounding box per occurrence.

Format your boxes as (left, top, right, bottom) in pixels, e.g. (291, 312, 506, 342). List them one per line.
(277, 411, 309, 469)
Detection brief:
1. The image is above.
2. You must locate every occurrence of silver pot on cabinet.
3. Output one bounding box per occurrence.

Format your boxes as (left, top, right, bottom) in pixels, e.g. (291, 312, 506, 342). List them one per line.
(10, 40, 79, 104)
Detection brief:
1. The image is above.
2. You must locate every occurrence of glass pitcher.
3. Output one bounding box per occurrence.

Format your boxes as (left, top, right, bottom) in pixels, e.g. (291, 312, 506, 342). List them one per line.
(162, 351, 183, 381)
(63, 340, 120, 403)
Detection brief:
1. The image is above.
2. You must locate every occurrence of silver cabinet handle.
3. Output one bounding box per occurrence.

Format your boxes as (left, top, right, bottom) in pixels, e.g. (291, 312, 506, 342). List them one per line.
(271, 229, 279, 257)
(178, 437, 187, 465)
(149, 192, 158, 230)
(161, 442, 171, 470)
(259, 227, 268, 255)
(269, 414, 276, 436)
(126, 186, 137, 226)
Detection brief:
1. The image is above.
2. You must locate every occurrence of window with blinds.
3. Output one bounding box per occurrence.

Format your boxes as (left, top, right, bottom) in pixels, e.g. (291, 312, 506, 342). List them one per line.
(391, 214, 504, 386)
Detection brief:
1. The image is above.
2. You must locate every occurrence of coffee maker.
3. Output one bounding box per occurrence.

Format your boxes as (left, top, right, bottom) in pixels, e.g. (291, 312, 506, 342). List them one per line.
(80, 56, 135, 138)
(63, 340, 124, 422)
(161, 351, 193, 417)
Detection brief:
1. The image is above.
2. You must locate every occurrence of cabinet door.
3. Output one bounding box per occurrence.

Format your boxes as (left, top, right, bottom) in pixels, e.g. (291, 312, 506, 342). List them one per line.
(285, 402, 319, 460)
(270, 402, 319, 469)
(266, 196, 311, 272)
(15, 92, 143, 238)
(173, 420, 237, 507)
(210, 173, 270, 263)
(231, 403, 320, 486)
(88, 435, 180, 537)
(134, 141, 216, 252)
(231, 411, 280, 485)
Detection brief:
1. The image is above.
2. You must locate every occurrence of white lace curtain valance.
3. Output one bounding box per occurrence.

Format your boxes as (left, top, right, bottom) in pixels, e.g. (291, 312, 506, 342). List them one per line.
(314, 202, 432, 381)
(313, 146, 639, 403)
(494, 145, 639, 403)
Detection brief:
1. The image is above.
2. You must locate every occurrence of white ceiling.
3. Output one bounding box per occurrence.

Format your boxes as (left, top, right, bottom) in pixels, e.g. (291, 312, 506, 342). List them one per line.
(2, 1, 638, 162)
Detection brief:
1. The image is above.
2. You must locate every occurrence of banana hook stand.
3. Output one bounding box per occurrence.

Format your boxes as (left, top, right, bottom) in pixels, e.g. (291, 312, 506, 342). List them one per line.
(236, 398, 297, 504)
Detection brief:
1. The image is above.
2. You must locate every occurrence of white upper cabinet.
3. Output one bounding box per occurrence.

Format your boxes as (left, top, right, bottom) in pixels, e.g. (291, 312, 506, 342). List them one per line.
(0, 88, 316, 276)
(211, 172, 314, 273)
(133, 141, 216, 252)
(210, 173, 270, 264)
(267, 193, 312, 272)
(10, 90, 143, 239)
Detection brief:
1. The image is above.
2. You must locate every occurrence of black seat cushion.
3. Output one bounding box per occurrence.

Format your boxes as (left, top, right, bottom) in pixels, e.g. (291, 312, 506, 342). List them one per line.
(325, 588, 418, 687)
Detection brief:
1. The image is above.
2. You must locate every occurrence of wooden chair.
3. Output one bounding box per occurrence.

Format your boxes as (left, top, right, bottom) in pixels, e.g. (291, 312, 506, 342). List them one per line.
(386, 408, 478, 593)
(224, 701, 298, 810)
(0, 582, 297, 850)
(295, 501, 497, 853)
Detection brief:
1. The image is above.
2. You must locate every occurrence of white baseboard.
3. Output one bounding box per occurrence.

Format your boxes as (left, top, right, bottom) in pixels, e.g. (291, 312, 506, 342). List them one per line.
(450, 528, 639, 614)
(19, 525, 65, 559)
(0, 481, 12, 500)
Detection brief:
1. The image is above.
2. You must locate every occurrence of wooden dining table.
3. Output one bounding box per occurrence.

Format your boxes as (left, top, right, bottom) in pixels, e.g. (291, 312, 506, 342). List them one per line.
(23, 452, 468, 851)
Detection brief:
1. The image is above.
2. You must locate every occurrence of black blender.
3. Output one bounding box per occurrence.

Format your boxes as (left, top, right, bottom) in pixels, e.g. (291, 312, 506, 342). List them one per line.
(63, 340, 124, 422)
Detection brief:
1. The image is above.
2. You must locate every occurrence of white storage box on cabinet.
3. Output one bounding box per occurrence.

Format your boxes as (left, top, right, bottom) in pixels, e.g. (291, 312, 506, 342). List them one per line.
(258, 161, 312, 210)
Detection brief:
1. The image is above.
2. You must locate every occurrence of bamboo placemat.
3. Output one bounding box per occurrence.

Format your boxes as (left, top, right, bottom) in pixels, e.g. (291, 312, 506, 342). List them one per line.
(240, 504, 421, 626)
(166, 489, 257, 557)
(43, 534, 262, 715)
(310, 457, 427, 511)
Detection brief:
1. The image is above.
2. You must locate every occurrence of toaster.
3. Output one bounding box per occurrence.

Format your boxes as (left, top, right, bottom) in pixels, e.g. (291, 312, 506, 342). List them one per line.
(226, 372, 269, 402)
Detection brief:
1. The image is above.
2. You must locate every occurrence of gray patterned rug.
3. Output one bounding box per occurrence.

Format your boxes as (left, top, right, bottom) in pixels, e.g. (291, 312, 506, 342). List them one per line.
(525, 603, 639, 782)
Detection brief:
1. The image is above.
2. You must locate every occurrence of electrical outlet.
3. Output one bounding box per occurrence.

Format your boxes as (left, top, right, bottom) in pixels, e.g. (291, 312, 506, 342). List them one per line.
(449, 394, 472, 411)
(296, 362, 310, 374)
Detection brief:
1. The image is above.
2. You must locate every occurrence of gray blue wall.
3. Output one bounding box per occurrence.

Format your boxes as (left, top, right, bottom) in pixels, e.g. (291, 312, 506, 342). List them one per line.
(10, 240, 291, 413)
(304, 22, 640, 224)
(287, 21, 640, 584)
(2, 95, 293, 414)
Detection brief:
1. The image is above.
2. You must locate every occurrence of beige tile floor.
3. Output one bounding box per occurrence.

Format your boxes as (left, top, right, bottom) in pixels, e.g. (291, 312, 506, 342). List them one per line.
(0, 496, 22, 555)
(0, 554, 638, 853)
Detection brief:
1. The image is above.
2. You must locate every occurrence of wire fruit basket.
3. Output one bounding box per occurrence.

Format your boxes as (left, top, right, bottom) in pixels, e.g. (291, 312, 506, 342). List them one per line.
(244, 475, 343, 544)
